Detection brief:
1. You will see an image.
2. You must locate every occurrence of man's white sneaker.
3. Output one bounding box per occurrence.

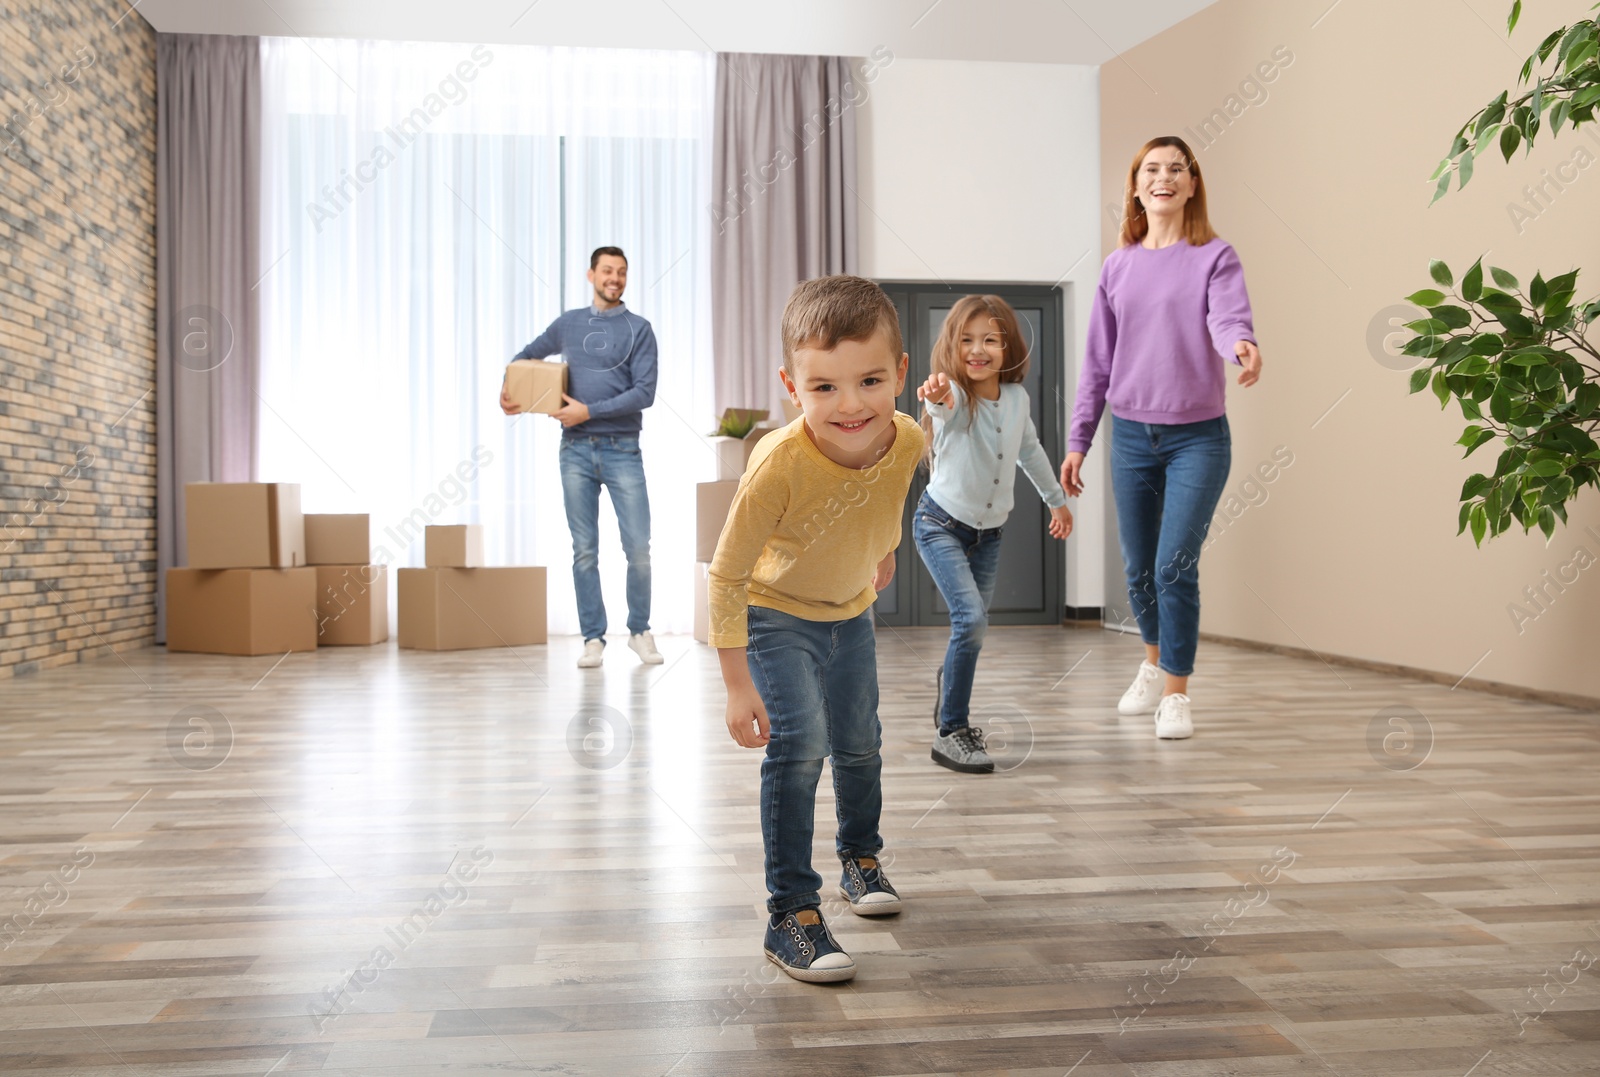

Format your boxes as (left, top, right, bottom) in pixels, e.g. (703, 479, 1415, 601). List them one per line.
(1154, 693, 1194, 739)
(1117, 660, 1164, 715)
(577, 639, 605, 668)
(627, 632, 664, 665)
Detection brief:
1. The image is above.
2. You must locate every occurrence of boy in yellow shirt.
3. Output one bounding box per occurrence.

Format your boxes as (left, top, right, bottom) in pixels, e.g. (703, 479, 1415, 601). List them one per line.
(709, 275, 924, 983)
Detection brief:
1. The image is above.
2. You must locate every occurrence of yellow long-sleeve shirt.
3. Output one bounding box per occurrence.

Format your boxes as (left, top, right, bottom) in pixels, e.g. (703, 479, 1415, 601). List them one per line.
(707, 413, 924, 648)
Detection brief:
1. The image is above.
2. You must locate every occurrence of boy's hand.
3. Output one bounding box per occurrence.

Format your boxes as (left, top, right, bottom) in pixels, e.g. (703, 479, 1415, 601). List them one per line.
(499, 381, 519, 415)
(718, 648, 770, 748)
(872, 550, 895, 591)
(1048, 504, 1074, 539)
(917, 371, 952, 406)
(724, 685, 770, 748)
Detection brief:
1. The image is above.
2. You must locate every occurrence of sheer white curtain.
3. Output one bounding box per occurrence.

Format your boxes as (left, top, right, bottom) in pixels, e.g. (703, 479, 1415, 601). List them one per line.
(259, 38, 716, 636)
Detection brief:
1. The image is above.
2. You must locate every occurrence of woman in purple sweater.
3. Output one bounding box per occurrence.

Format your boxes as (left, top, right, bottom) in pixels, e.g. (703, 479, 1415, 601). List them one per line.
(1060, 136, 1263, 740)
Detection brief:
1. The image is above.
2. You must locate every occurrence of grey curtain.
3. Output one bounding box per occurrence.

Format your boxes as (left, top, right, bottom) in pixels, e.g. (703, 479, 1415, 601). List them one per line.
(155, 33, 261, 640)
(711, 54, 859, 418)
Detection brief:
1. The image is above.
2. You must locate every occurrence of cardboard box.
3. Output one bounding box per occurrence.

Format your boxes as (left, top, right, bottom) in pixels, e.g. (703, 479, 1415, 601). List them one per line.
(305, 514, 371, 565)
(186, 483, 305, 569)
(314, 564, 389, 646)
(425, 524, 485, 568)
(397, 567, 547, 651)
(165, 567, 318, 655)
(504, 359, 568, 415)
(693, 561, 710, 645)
(697, 480, 739, 562)
(711, 423, 783, 481)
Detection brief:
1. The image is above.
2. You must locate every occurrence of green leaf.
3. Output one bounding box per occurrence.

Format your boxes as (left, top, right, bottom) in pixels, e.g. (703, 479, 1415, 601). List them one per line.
(1546, 269, 1580, 295)
(1505, 351, 1547, 367)
(1461, 396, 1484, 420)
(1409, 367, 1432, 394)
(1467, 427, 1497, 455)
(1526, 458, 1565, 477)
(1575, 382, 1600, 417)
(1459, 149, 1475, 189)
(1467, 332, 1504, 355)
(1530, 272, 1547, 306)
(1490, 266, 1519, 289)
(1499, 311, 1538, 338)
(1461, 259, 1484, 302)
(1508, 0, 1521, 34)
(1431, 260, 1454, 287)
(1500, 123, 1522, 160)
(1433, 369, 1452, 408)
(1552, 99, 1571, 134)
(1457, 424, 1485, 447)
(1534, 364, 1563, 391)
(1458, 500, 1475, 535)
(1451, 355, 1492, 377)
(1406, 289, 1447, 306)
(1568, 39, 1597, 74)
(1470, 503, 1488, 546)
(1490, 382, 1513, 422)
(1538, 506, 1557, 540)
(1462, 473, 1491, 500)
(1431, 170, 1453, 205)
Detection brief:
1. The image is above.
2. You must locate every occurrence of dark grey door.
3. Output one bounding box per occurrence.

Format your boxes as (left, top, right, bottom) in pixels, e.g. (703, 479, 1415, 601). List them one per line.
(876, 283, 1065, 628)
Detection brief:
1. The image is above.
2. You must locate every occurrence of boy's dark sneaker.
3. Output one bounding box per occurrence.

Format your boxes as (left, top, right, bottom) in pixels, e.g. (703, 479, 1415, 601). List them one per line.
(838, 855, 903, 916)
(932, 726, 995, 774)
(764, 907, 855, 982)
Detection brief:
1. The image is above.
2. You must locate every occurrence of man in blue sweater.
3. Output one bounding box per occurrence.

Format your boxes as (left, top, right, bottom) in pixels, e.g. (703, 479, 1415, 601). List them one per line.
(501, 246, 663, 668)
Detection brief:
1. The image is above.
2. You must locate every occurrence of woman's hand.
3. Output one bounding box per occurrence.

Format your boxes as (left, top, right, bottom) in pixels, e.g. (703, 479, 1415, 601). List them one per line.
(1048, 504, 1074, 540)
(1060, 452, 1086, 497)
(917, 371, 952, 405)
(1236, 341, 1262, 387)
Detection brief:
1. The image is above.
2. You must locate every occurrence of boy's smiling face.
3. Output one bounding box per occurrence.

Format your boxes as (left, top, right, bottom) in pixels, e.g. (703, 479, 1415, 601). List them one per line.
(780, 329, 909, 469)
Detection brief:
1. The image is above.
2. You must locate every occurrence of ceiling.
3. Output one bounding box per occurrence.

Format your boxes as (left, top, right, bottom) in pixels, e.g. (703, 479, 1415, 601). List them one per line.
(134, 0, 1220, 66)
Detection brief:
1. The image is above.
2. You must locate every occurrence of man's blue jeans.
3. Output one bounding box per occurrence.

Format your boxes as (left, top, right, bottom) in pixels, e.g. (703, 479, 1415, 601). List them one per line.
(1109, 415, 1232, 678)
(558, 436, 651, 643)
(747, 605, 884, 916)
(912, 492, 1003, 735)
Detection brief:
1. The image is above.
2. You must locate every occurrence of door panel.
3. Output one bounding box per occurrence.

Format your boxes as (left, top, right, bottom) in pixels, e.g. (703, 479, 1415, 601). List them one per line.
(876, 283, 1065, 628)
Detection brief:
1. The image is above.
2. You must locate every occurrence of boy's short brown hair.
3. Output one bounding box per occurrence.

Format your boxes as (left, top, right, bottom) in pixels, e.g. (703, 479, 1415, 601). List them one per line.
(780, 275, 903, 372)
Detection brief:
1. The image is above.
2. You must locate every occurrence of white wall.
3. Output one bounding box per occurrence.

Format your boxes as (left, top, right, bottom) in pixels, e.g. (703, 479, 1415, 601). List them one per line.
(856, 58, 1106, 606)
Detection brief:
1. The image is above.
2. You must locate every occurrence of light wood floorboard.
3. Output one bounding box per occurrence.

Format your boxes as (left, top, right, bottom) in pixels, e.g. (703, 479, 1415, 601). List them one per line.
(0, 627, 1596, 1075)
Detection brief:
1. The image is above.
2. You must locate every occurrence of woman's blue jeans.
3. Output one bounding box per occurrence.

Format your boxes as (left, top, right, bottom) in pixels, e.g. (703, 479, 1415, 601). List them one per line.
(1109, 415, 1232, 678)
(747, 605, 884, 916)
(912, 492, 1002, 735)
(558, 436, 651, 643)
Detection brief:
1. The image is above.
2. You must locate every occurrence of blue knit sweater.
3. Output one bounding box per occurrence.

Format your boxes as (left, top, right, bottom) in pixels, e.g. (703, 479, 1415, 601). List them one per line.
(514, 303, 658, 439)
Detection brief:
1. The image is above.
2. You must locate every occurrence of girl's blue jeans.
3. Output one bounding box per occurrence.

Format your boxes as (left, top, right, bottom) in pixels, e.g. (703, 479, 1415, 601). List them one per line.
(912, 492, 1003, 735)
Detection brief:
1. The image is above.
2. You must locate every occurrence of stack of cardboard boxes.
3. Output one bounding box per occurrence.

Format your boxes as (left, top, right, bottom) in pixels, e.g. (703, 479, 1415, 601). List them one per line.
(167, 483, 318, 655)
(694, 411, 783, 644)
(305, 514, 388, 646)
(397, 524, 547, 650)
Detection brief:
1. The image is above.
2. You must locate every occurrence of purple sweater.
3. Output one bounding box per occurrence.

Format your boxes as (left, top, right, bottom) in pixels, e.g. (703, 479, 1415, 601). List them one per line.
(1068, 238, 1256, 454)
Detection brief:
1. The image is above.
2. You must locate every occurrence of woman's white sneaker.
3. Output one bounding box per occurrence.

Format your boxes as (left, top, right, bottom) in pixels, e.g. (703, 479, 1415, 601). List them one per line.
(1154, 693, 1194, 739)
(1118, 660, 1164, 715)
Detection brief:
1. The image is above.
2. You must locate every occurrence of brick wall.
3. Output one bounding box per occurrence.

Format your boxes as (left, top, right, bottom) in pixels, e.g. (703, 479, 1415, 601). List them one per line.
(0, 0, 157, 677)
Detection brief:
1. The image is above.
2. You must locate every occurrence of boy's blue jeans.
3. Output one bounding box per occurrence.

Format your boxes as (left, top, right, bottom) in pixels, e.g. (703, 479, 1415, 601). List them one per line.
(1109, 415, 1232, 678)
(746, 605, 884, 916)
(912, 492, 1002, 735)
(558, 435, 651, 642)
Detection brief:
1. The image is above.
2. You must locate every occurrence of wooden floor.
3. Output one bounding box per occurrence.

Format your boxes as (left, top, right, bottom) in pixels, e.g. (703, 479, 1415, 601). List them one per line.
(1, 626, 1597, 1076)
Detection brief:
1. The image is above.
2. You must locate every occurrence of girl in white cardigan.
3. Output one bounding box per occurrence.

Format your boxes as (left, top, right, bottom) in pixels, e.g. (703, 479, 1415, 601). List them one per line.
(915, 295, 1073, 774)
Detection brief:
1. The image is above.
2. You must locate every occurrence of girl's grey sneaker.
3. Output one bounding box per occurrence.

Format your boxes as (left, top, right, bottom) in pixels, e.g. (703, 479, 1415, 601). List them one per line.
(838, 855, 902, 916)
(932, 725, 994, 774)
(764, 908, 855, 982)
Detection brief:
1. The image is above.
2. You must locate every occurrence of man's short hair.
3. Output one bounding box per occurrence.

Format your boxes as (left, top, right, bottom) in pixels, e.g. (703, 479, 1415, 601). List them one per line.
(590, 246, 627, 269)
(780, 275, 903, 372)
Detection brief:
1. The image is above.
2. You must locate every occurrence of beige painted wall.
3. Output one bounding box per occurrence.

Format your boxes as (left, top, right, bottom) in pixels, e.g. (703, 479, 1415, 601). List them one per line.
(1100, 0, 1600, 702)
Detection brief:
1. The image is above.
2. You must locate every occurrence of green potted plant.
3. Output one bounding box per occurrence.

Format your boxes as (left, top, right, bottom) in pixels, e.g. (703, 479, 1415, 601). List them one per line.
(1402, 1, 1600, 544)
(708, 408, 771, 480)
